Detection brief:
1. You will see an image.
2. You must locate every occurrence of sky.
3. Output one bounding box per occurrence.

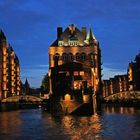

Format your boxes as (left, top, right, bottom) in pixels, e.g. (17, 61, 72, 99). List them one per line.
(0, 0, 140, 88)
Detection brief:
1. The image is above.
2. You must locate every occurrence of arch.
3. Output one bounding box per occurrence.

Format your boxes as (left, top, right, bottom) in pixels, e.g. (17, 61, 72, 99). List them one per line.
(81, 52, 86, 61)
(1, 95, 43, 103)
(62, 53, 68, 61)
(53, 53, 60, 60)
(68, 53, 73, 61)
(75, 53, 80, 61)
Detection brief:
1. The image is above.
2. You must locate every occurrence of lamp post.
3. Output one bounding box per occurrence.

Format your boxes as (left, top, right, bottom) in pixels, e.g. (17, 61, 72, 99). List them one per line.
(48, 69, 52, 95)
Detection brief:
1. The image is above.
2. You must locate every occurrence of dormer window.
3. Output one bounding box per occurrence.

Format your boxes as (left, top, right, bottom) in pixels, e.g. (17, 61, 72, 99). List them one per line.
(58, 41, 63, 46)
(68, 41, 79, 46)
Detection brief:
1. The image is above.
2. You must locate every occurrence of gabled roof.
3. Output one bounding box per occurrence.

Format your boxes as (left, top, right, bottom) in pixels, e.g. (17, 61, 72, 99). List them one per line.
(7, 44, 14, 53)
(50, 24, 86, 46)
(0, 30, 6, 40)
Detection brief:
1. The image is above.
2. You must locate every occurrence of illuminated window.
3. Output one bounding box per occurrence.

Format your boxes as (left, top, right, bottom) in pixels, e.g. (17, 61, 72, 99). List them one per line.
(74, 81, 82, 90)
(64, 94, 71, 101)
(80, 71, 84, 76)
(58, 41, 63, 46)
(74, 71, 78, 76)
(68, 41, 78, 46)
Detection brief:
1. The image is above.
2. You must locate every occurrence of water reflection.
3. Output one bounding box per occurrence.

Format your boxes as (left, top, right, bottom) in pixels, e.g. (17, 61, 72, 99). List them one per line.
(44, 106, 140, 140)
(0, 107, 139, 140)
(103, 105, 137, 114)
(0, 111, 22, 139)
(44, 113, 102, 140)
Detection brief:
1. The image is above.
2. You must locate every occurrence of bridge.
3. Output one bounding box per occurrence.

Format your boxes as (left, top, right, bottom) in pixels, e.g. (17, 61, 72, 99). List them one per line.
(104, 91, 140, 101)
(1, 95, 43, 103)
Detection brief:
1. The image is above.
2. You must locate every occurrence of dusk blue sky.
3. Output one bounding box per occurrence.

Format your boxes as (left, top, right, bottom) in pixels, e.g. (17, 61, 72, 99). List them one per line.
(0, 0, 140, 88)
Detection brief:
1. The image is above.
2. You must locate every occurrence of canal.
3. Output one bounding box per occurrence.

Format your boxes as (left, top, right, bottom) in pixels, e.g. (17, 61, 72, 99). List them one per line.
(0, 106, 140, 140)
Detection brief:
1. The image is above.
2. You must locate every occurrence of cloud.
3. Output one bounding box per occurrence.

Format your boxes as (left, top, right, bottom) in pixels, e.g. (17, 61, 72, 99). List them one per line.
(102, 66, 126, 80)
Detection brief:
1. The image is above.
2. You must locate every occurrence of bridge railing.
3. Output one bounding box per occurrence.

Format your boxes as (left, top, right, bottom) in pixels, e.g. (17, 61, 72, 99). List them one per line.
(1, 95, 43, 103)
(104, 91, 140, 101)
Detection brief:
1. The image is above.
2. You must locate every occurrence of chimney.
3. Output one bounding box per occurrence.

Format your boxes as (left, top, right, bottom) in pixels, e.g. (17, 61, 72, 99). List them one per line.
(81, 27, 87, 39)
(57, 27, 63, 39)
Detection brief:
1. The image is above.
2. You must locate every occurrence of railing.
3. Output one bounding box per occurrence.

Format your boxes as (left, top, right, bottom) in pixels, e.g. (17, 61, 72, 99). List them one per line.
(104, 91, 140, 101)
(1, 95, 42, 103)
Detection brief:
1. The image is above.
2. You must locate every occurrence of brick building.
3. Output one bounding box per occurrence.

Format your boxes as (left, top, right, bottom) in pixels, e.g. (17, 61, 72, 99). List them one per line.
(48, 24, 102, 97)
(102, 75, 129, 98)
(0, 30, 21, 99)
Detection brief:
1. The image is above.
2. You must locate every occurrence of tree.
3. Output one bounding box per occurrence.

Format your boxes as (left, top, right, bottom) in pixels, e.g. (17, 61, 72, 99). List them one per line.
(41, 73, 49, 94)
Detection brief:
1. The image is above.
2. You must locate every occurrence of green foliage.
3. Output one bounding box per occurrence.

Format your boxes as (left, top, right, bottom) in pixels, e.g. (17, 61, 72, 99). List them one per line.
(41, 73, 49, 94)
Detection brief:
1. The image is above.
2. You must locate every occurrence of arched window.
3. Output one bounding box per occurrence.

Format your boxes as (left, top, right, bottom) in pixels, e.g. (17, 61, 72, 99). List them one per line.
(89, 53, 94, 60)
(68, 53, 73, 61)
(75, 53, 80, 61)
(53, 53, 60, 60)
(62, 53, 68, 61)
(81, 53, 86, 61)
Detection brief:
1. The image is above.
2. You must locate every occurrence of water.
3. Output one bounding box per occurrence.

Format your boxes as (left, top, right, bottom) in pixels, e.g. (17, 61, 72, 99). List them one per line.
(0, 106, 140, 140)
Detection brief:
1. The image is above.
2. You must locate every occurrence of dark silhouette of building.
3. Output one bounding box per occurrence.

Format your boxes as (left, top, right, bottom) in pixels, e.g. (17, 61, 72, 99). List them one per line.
(128, 53, 140, 91)
(24, 78, 30, 95)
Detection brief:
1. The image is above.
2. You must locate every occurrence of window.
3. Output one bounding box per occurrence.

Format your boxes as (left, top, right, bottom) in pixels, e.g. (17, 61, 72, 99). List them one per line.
(74, 71, 79, 76)
(62, 53, 68, 61)
(68, 41, 78, 46)
(53, 53, 60, 60)
(58, 41, 63, 46)
(68, 53, 73, 61)
(80, 71, 84, 76)
(81, 53, 86, 61)
(76, 53, 80, 61)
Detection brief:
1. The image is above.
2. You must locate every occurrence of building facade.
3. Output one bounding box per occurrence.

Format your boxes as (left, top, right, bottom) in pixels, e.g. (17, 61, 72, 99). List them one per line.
(0, 30, 21, 100)
(102, 75, 129, 98)
(48, 24, 102, 96)
(102, 53, 140, 99)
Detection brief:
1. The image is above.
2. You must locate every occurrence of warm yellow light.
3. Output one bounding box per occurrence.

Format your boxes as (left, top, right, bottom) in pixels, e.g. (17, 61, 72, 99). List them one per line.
(48, 69, 51, 77)
(64, 94, 71, 101)
(83, 95, 90, 103)
(80, 71, 84, 76)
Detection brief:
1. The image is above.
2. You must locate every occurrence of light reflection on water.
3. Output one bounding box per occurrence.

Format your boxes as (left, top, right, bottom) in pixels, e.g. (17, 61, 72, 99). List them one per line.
(0, 106, 140, 140)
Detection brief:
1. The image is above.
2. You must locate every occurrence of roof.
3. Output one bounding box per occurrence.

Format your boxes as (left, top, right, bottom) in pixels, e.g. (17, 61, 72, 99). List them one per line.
(0, 30, 6, 41)
(50, 24, 86, 46)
